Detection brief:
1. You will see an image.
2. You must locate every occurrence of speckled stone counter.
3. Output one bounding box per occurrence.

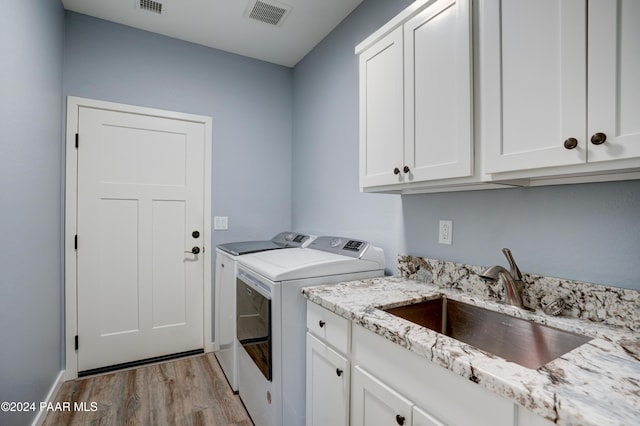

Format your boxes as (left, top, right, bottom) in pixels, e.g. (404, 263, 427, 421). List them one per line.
(302, 258, 640, 426)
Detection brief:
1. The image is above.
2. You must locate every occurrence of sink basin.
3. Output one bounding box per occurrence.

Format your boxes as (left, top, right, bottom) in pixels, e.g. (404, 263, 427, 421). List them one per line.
(383, 297, 592, 369)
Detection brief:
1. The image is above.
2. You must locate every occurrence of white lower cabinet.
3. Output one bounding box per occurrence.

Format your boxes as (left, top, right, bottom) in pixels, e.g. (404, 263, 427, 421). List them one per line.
(306, 302, 555, 426)
(351, 325, 511, 426)
(413, 406, 446, 426)
(352, 365, 422, 426)
(306, 333, 349, 426)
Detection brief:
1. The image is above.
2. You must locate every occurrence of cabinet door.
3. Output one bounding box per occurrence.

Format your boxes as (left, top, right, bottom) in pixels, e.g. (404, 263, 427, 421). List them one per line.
(481, 0, 587, 173)
(404, 0, 472, 181)
(413, 405, 446, 426)
(359, 26, 405, 188)
(587, 0, 640, 162)
(306, 333, 349, 426)
(351, 366, 413, 426)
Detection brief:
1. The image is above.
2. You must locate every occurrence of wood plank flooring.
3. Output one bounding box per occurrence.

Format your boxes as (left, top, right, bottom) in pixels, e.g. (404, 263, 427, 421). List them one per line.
(43, 353, 253, 426)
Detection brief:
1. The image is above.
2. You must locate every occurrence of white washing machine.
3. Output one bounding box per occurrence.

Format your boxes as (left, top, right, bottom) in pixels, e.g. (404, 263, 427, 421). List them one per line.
(214, 232, 314, 392)
(235, 236, 385, 426)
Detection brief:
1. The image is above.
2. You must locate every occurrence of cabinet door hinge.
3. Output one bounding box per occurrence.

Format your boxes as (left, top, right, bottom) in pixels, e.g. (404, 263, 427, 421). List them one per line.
(75, 133, 79, 148)
(75, 335, 79, 350)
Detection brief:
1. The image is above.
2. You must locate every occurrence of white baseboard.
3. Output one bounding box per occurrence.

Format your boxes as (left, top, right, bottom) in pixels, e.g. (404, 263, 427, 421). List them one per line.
(31, 370, 65, 426)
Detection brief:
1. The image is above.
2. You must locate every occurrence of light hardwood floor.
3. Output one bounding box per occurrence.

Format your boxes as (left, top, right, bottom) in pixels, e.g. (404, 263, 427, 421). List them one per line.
(43, 353, 253, 426)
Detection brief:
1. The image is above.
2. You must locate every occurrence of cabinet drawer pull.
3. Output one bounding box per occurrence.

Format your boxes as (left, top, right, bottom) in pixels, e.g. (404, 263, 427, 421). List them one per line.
(403, 166, 410, 174)
(336, 368, 343, 376)
(393, 167, 401, 175)
(591, 132, 607, 145)
(563, 138, 578, 150)
(318, 320, 326, 328)
(396, 414, 405, 425)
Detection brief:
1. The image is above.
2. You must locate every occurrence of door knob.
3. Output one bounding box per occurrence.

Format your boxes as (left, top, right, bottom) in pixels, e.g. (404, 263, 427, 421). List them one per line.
(185, 246, 200, 254)
(563, 138, 578, 150)
(192, 230, 200, 238)
(590, 132, 607, 145)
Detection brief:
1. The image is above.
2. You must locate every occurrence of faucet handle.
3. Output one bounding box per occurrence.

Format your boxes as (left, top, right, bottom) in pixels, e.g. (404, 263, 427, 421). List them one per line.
(501, 248, 522, 280)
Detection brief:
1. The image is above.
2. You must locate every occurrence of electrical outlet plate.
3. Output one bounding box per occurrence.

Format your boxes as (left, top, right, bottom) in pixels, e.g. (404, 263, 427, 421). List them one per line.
(439, 220, 452, 245)
(214, 216, 228, 230)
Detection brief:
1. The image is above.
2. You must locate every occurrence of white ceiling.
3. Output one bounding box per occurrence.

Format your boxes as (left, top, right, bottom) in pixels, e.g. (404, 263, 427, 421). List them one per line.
(61, 0, 364, 67)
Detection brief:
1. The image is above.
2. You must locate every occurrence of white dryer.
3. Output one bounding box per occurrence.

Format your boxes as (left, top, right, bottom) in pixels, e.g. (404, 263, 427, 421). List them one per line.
(214, 232, 314, 392)
(235, 236, 385, 426)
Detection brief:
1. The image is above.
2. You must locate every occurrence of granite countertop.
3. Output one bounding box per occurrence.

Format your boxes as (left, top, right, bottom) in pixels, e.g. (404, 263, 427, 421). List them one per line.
(303, 276, 640, 426)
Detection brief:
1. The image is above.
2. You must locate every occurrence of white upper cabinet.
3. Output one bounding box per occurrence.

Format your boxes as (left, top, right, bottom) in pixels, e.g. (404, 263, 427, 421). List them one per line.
(358, 27, 404, 188)
(404, 0, 473, 182)
(358, 0, 473, 190)
(588, 0, 640, 163)
(481, 0, 586, 173)
(481, 0, 640, 174)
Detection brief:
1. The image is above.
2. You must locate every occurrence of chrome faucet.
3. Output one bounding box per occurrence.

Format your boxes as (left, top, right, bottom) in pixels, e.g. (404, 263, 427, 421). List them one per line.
(480, 248, 525, 308)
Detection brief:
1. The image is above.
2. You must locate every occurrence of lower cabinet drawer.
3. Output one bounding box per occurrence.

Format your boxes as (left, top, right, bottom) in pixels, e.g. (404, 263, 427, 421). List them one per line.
(306, 302, 350, 354)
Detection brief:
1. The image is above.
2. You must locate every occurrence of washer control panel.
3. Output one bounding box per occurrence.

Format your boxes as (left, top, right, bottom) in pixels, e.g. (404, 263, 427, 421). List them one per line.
(309, 236, 369, 258)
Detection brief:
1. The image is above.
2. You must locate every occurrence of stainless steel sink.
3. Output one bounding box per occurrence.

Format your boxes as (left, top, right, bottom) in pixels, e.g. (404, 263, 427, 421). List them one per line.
(383, 297, 592, 369)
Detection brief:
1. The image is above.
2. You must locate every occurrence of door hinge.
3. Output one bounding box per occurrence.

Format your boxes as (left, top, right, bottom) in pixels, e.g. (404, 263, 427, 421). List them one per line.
(75, 335, 79, 350)
(75, 133, 79, 148)
(74, 235, 78, 250)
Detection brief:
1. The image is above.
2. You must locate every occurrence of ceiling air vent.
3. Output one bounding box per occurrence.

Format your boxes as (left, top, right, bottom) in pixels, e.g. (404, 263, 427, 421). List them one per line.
(245, 0, 292, 26)
(137, 0, 165, 15)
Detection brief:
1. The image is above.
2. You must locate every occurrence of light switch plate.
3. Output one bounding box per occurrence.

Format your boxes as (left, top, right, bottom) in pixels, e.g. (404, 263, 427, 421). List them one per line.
(439, 220, 452, 245)
(214, 216, 228, 230)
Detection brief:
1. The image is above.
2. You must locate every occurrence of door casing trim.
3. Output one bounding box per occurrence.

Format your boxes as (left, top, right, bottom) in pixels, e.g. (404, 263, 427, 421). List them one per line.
(64, 96, 213, 380)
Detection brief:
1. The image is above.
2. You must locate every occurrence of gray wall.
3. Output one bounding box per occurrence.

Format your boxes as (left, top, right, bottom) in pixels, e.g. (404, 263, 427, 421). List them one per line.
(292, 0, 640, 289)
(0, 1, 65, 425)
(292, 0, 414, 273)
(64, 12, 294, 247)
(401, 182, 640, 288)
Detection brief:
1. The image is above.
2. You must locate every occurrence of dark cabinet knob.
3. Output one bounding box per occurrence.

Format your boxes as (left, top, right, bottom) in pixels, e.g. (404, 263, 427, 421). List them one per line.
(591, 132, 607, 145)
(318, 320, 325, 328)
(393, 167, 400, 175)
(563, 138, 578, 150)
(336, 368, 343, 376)
(403, 166, 410, 174)
(396, 414, 405, 425)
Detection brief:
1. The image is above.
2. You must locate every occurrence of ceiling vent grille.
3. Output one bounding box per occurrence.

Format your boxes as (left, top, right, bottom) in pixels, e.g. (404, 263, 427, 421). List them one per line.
(246, 0, 291, 26)
(138, 0, 165, 15)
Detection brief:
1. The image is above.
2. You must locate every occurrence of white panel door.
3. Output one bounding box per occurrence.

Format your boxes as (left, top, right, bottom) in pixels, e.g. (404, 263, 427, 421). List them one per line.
(587, 0, 640, 162)
(404, 0, 472, 182)
(76, 106, 205, 372)
(482, 0, 587, 173)
(359, 26, 405, 188)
